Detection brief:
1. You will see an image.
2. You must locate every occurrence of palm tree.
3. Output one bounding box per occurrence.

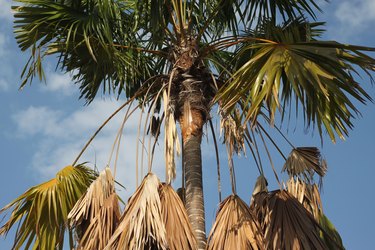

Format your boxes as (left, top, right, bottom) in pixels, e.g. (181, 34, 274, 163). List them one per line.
(1, 0, 374, 249)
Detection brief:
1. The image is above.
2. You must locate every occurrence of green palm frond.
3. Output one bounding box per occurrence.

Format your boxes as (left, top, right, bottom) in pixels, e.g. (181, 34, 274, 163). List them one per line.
(242, 0, 323, 25)
(13, 0, 163, 102)
(319, 213, 345, 250)
(0, 165, 96, 250)
(217, 25, 375, 141)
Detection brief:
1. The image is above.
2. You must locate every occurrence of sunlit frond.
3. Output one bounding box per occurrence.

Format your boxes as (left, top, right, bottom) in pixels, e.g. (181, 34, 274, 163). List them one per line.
(159, 184, 196, 250)
(218, 35, 375, 142)
(242, 0, 323, 24)
(251, 190, 328, 249)
(105, 173, 168, 250)
(286, 178, 345, 249)
(13, 0, 163, 102)
(68, 167, 120, 249)
(0, 165, 96, 250)
(207, 195, 265, 250)
(283, 147, 327, 182)
(78, 193, 121, 250)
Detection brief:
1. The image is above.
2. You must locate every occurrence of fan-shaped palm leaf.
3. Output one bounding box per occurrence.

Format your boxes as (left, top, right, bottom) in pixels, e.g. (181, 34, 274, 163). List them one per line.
(251, 190, 328, 249)
(286, 178, 322, 219)
(283, 147, 327, 182)
(68, 167, 120, 249)
(242, 0, 322, 25)
(159, 184, 196, 250)
(105, 173, 167, 250)
(286, 178, 345, 249)
(0, 165, 96, 250)
(77, 193, 121, 250)
(207, 194, 265, 250)
(13, 0, 162, 102)
(217, 24, 375, 142)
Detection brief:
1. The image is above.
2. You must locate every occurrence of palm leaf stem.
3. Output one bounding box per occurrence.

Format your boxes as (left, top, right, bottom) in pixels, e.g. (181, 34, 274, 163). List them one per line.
(209, 119, 222, 202)
(256, 126, 282, 187)
(245, 135, 264, 176)
(72, 81, 160, 166)
(257, 122, 288, 161)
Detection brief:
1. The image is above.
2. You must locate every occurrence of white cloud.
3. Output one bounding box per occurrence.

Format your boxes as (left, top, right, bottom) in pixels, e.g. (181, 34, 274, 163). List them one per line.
(334, 0, 375, 35)
(0, 0, 12, 21)
(0, 78, 9, 91)
(12, 106, 63, 136)
(12, 100, 166, 197)
(39, 72, 77, 96)
(0, 33, 7, 56)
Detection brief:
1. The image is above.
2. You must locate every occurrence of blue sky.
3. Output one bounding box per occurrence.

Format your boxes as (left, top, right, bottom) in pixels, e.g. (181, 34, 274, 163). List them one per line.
(1, 0, 375, 249)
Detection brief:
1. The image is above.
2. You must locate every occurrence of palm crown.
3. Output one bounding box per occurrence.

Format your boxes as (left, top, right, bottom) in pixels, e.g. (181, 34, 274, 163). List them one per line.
(1, 0, 374, 249)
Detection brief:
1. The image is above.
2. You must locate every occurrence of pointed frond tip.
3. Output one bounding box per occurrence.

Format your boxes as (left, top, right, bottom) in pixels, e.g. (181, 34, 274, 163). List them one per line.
(68, 167, 120, 250)
(105, 173, 168, 250)
(251, 190, 329, 250)
(159, 184, 197, 250)
(0, 165, 96, 250)
(207, 195, 265, 250)
(217, 37, 375, 143)
(283, 147, 327, 180)
(68, 167, 116, 228)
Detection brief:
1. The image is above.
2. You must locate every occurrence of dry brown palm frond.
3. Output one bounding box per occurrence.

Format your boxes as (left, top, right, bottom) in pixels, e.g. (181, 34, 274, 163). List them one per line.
(68, 167, 120, 249)
(286, 178, 323, 220)
(105, 173, 168, 250)
(68, 167, 116, 230)
(77, 193, 121, 250)
(163, 90, 181, 184)
(282, 147, 327, 182)
(286, 179, 345, 249)
(159, 184, 197, 250)
(207, 195, 265, 250)
(252, 175, 268, 196)
(251, 190, 328, 250)
(220, 109, 245, 157)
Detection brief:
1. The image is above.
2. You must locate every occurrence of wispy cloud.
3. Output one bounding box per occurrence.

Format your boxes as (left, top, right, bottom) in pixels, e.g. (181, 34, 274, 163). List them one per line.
(39, 71, 78, 96)
(0, 0, 12, 21)
(335, 0, 375, 27)
(12, 100, 166, 197)
(332, 0, 375, 40)
(0, 33, 7, 57)
(0, 78, 9, 91)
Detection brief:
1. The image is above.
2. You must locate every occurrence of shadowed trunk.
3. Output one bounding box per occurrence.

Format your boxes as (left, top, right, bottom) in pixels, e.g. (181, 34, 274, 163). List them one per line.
(180, 108, 206, 249)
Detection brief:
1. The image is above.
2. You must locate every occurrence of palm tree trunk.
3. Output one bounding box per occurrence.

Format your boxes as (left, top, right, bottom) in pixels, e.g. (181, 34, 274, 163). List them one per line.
(180, 108, 207, 249)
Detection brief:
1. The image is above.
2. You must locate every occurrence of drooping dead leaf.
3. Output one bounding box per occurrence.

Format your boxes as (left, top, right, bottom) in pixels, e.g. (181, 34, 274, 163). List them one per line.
(251, 190, 328, 250)
(68, 167, 120, 249)
(68, 167, 116, 227)
(282, 147, 327, 181)
(163, 90, 180, 184)
(78, 193, 121, 249)
(286, 178, 323, 220)
(105, 173, 168, 250)
(207, 195, 265, 250)
(159, 184, 196, 250)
